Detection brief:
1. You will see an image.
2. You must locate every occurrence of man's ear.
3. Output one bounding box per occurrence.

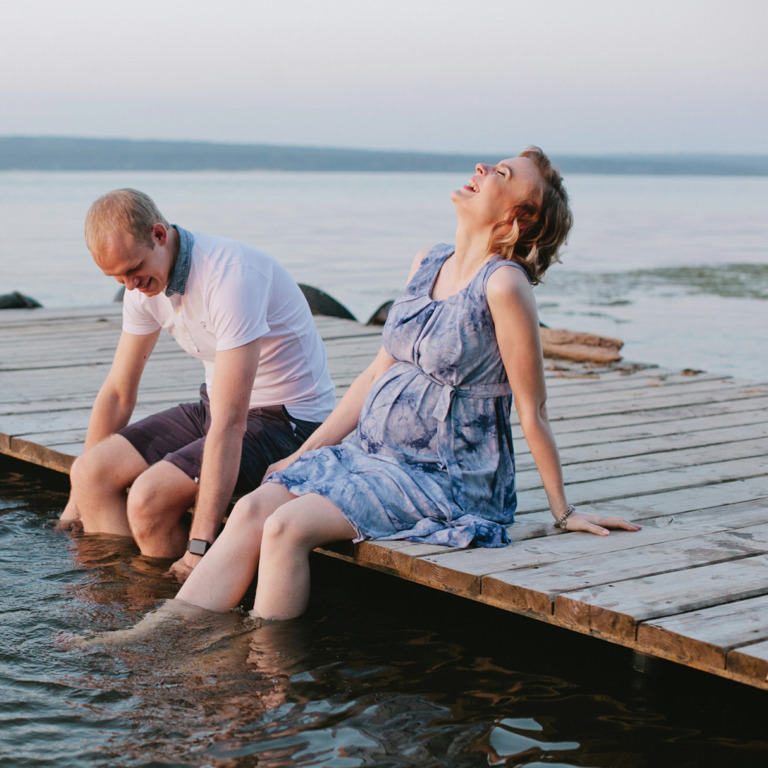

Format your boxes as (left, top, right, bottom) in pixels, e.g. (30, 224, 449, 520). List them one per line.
(152, 222, 168, 246)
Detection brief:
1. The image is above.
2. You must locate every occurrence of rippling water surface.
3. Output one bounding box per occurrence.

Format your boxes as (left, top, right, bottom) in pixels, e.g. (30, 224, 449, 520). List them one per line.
(1, 460, 767, 767)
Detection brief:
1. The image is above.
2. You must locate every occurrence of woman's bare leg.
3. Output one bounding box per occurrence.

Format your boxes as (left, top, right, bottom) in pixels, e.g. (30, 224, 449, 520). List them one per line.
(176, 483, 295, 612)
(254, 493, 357, 621)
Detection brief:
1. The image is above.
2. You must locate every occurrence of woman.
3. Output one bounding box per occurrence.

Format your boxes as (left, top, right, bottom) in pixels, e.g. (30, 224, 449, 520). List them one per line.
(175, 146, 640, 621)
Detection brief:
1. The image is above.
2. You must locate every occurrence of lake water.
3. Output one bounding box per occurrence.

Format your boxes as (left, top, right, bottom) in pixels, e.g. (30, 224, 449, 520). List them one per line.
(0, 170, 766, 381)
(2, 461, 767, 768)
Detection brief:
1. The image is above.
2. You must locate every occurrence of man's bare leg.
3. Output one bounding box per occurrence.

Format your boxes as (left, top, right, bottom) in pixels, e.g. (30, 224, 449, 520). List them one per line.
(127, 460, 200, 559)
(69, 434, 150, 537)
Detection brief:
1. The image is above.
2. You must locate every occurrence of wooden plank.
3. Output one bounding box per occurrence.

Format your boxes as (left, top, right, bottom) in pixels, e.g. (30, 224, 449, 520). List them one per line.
(477, 525, 768, 619)
(547, 377, 756, 413)
(636, 595, 768, 673)
(539, 395, 768, 435)
(516, 409, 768, 455)
(515, 455, 768, 513)
(551, 554, 768, 642)
(517, 437, 768, 486)
(517, 423, 768, 471)
(578, 480, 768, 521)
(727, 639, 768, 686)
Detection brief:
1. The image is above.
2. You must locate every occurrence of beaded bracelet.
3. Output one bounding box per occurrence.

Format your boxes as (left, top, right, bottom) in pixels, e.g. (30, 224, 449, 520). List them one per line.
(554, 504, 576, 529)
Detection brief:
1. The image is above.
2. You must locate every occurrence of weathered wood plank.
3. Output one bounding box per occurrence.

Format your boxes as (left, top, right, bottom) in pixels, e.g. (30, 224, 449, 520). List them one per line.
(517, 423, 768, 472)
(517, 437, 768, 486)
(727, 639, 768, 686)
(515, 455, 768, 513)
(538, 395, 768, 435)
(477, 525, 768, 619)
(635, 595, 768, 673)
(516, 409, 768, 456)
(552, 554, 768, 642)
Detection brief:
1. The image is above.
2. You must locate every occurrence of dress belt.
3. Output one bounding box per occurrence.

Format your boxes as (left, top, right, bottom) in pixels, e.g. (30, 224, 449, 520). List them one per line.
(407, 366, 511, 422)
(404, 363, 511, 513)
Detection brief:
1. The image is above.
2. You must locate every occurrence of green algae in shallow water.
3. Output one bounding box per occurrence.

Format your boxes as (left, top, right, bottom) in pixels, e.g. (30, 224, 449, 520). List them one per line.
(545, 263, 768, 305)
(631, 263, 768, 301)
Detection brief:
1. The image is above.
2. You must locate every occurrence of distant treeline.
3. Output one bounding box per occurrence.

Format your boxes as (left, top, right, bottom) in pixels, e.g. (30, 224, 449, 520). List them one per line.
(2, 136, 768, 176)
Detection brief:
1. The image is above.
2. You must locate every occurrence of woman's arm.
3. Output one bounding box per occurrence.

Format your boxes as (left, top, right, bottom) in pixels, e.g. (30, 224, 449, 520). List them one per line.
(266, 343, 396, 476)
(487, 265, 640, 535)
(266, 247, 433, 477)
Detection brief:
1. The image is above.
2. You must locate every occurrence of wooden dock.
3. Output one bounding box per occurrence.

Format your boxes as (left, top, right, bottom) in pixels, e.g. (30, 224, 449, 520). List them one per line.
(1, 305, 767, 690)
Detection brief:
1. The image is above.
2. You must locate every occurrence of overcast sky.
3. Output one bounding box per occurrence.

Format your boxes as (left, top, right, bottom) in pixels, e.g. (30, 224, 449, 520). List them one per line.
(1, 0, 765, 155)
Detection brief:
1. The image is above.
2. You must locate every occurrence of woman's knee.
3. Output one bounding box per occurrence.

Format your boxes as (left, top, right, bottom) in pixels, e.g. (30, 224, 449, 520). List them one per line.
(227, 489, 276, 535)
(261, 505, 303, 549)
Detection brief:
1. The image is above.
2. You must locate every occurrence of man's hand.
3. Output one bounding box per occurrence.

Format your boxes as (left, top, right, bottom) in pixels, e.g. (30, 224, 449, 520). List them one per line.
(165, 550, 202, 583)
(263, 451, 301, 480)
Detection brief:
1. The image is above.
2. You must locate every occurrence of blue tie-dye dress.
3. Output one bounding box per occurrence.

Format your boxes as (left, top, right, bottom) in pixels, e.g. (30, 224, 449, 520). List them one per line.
(266, 244, 525, 548)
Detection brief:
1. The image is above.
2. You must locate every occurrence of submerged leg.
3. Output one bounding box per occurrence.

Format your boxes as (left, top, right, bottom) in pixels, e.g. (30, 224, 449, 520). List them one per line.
(67, 597, 215, 648)
(70, 435, 149, 537)
(175, 483, 296, 612)
(254, 493, 357, 621)
(126, 460, 199, 559)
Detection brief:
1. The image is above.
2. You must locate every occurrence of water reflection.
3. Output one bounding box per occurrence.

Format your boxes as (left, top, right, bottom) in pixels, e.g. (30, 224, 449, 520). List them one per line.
(2, 460, 768, 767)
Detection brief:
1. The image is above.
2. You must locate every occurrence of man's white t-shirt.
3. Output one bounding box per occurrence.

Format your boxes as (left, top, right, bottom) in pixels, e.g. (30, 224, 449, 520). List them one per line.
(122, 229, 336, 423)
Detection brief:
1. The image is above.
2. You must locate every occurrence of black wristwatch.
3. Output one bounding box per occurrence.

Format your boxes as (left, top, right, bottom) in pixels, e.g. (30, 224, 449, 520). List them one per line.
(186, 538, 211, 556)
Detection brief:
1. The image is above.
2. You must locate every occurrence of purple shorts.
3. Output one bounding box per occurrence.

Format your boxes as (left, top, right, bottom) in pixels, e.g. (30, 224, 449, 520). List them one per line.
(119, 385, 321, 492)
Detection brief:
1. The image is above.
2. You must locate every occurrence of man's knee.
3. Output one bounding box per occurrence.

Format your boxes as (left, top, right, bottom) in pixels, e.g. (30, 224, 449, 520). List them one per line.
(70, 442, 124, 495)
(125, 471, 161, 536)
(127, 461, 197, 529)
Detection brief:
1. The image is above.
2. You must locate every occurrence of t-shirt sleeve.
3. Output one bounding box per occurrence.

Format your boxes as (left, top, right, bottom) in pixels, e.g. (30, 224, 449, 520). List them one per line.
(122, 289, 162, 335)
(207, 263, 271, 352)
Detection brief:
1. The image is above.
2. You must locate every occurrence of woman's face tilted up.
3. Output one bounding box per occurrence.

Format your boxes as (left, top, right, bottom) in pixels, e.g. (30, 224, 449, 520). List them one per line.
(450, 155, 542, 232)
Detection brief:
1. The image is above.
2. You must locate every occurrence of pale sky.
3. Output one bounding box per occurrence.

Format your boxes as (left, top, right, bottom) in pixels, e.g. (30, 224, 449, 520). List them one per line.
(1, 0, 766, 155)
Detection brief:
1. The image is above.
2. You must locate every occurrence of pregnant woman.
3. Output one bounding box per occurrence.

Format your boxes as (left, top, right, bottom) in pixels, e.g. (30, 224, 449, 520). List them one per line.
(172, 145, 640, 621)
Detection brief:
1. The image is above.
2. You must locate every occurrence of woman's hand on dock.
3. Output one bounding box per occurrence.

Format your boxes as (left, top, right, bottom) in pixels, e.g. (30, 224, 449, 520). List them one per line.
(561, 512, 642, 537)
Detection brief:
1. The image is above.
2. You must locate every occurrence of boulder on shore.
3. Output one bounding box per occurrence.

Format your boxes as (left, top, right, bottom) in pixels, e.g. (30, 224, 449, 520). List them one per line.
(0, 291, 42, 309)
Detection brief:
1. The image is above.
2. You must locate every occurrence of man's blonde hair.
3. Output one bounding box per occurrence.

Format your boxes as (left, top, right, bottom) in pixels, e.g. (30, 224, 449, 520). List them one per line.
(85, 188, 169, 252)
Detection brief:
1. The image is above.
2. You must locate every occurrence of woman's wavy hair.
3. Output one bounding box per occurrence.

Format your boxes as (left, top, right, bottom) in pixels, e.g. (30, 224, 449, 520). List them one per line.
(85, 188, 169, 253)
(488, 146, 573, 285)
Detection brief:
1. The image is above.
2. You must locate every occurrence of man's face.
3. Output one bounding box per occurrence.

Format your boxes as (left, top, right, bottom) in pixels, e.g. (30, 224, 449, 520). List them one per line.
(92, 225, 172, 297)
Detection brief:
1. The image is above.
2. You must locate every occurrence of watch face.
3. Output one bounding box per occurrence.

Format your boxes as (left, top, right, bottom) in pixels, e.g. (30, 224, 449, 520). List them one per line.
(187, 539, 209, 556)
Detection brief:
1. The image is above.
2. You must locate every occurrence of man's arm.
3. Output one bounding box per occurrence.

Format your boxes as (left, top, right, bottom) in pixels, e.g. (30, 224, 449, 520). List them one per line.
(170, 338, 261, 574)
(58, 330, 160, 525)
(83, 330, 161, 449)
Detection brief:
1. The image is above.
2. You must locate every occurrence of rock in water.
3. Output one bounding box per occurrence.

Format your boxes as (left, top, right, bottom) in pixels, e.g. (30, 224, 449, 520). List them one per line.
(298, 284, 357, 321)
(0, 291, 42, 309)
(366, 300, 393, 326)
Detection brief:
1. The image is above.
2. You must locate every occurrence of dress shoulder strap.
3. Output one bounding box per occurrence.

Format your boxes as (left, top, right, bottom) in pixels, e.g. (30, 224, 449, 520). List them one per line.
(484, 257, 532, 286)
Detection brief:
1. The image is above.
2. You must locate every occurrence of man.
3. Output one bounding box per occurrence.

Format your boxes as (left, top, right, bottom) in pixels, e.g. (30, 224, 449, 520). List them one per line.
(57, 189, 336, 580)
